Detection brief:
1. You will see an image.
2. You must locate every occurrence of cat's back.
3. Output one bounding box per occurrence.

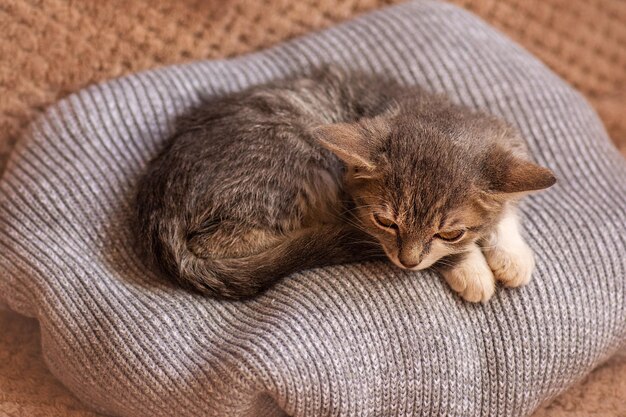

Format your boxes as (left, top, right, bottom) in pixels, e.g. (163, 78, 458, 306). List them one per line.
(141, 67, 395, 226)
(165, 71, 347, 188)
(163, 66, 403, 186)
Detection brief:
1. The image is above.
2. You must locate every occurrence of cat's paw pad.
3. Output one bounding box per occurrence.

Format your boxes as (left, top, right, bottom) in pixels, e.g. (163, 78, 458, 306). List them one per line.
(484, 243, 535, 288)
(443, 258, 495, 303)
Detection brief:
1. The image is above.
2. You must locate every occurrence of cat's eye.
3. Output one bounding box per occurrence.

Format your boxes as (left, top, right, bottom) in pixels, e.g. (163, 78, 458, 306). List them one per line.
(373, 214, 398, 230)
(435, 229, 465, 242)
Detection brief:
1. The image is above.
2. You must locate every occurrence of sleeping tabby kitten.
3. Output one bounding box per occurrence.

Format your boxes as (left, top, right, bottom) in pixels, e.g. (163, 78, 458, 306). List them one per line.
(136, 66, 556, 301)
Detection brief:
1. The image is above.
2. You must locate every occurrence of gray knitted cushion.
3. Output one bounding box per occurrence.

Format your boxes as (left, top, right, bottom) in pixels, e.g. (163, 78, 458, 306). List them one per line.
(1, 1, 625, 416)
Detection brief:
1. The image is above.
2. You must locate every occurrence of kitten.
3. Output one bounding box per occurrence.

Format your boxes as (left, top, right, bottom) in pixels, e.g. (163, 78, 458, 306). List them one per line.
(136, 66, 556, 301)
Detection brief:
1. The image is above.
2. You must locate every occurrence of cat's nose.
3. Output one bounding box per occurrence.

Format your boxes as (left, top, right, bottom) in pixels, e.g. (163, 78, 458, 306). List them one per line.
(398, 247, 421, 269)
(399, 260, 419, 269)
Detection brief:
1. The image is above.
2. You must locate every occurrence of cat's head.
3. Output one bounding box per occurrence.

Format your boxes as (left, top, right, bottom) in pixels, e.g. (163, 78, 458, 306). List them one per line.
(314, 109, 556, 270)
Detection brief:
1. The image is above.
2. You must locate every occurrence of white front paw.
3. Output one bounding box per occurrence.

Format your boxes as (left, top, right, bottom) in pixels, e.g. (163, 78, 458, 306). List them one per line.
(484, 241, 535, 288)
(442, 250, 495, 303)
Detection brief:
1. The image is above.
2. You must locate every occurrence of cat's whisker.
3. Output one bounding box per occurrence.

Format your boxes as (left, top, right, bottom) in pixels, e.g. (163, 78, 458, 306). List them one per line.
(477, 244, 500, 250)
(433, 260, 457, 268)
(336, 204, 385, 216)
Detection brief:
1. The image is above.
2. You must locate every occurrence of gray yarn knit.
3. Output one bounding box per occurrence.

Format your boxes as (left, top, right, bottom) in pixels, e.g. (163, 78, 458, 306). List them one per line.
(1, 1, 625, 416)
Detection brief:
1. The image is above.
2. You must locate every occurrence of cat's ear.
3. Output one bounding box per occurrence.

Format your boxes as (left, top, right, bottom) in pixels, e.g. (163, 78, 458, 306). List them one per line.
(313, 123, 376, 169)
(486, 148, 556, 194)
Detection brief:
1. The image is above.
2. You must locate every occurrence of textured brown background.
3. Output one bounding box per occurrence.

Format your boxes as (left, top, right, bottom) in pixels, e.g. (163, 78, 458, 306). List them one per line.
(0, 0, 624, 416)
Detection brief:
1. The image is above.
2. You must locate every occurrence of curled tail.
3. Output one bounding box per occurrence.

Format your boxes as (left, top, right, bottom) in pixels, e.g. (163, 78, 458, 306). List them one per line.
(146, 221, 383, 299)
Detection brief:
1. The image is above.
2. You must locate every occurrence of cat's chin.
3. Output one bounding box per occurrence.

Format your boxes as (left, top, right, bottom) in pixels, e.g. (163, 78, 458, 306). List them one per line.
(403, 263, 431, 272)
(415, 258, 438, 270)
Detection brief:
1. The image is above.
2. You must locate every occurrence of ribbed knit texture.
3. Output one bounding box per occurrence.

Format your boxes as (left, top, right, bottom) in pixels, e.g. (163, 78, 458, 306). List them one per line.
(0, 1, 625, 416)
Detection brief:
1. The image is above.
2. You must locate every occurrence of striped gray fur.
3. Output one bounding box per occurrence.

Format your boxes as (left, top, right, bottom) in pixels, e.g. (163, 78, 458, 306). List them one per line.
(135, 65, 555, 301)
(0, 1, 625, 416)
